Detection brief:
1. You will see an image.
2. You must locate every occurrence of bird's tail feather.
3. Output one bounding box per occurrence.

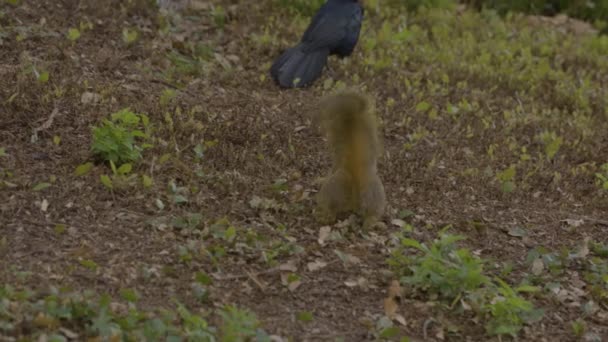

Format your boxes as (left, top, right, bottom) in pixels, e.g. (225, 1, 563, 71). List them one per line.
(270, 44, 329, 88)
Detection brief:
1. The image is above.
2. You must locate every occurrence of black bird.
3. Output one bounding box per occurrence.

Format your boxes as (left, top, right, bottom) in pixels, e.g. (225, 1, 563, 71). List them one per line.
(270, 0, 364, 88)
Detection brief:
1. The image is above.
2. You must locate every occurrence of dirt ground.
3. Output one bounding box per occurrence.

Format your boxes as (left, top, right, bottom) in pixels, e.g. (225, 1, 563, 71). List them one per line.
(1, 0, 608, 341)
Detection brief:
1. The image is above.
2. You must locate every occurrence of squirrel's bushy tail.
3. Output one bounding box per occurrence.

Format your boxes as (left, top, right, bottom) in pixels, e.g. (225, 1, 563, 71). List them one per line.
(319, 91, 380, 180)
(316, 91, 385, 227)
(270, 43, 329, 88)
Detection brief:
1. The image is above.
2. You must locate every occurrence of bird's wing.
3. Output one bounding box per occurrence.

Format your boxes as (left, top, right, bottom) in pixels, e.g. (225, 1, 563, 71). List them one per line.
(300, 6, 360, 52)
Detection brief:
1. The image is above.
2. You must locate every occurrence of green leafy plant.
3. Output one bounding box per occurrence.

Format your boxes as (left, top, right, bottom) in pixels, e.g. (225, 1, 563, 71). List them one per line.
(122, 27, 139, 45)
(391, 232, 490, 300)
(571, 319, 586, 338)
(583, 257, 608, 303)
(91, 108, 152, 165)
(539, 131, 563, 160)
(67, 28, 80, 41)
(218, 305, 267, 342)
(497, 165, 516, 193)
(595, 163, 608, 191)
(389, 230, 542, 338)
(211, 5, 226, 29)
(485, 279, 540, 336)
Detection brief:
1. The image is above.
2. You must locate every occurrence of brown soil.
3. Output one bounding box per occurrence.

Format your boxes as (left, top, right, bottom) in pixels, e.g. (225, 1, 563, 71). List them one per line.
(1, 1, 607, 341)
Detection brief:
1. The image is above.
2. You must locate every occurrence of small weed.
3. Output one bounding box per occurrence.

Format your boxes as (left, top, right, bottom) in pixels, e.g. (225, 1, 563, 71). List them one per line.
(211, 5, 226, 29)
(595, 163, 608, 191)
(389, 230, 542, 337)
(159, 88, 177, 107)
(539, 131, 563, 160)
(497, 165, 516, 193)
(67, 28, 80, 42)
(122, 27, 139, 45)
(172, 213, 204, 231)
(218, 305, 267, 342)
(571, 319, 586, 338)
(91, 108, 152, 166)
(485, 279, 541, 336)
(583, 257, 608, 304)
(392, 233, 489, 300)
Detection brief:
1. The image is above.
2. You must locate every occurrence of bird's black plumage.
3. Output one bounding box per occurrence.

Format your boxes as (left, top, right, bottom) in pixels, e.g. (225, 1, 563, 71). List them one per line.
(270, 0, 364, 88)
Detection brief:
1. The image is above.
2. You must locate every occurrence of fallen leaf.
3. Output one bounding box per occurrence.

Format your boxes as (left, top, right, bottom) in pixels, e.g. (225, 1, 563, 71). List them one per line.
(33, 182, 52, 191)
(307, 259, 327, 272)
(571, 237, 590, 259)
(394, 314, 407, 326)
(287, 280, 301, 292)
(279, 261, 298, 273)
(357, 277, 369, 290)
(33, 312, 57, 329)
(40, 199, 49, 212)
(562, 218, 584, 227)
(247, 270, 267, 291)
(508, 226, 527, 237)
(387, 280, 402, 299)
(318, 226, 331, 245)
(59, 327, 79, 339)
(334, 250, 361, 265)
(81, 91, 101, 105)
(344, 279, 358, 287)
(383, 296, 398, 318)
(531, 258, 544, 275)
(391, 219, 406, 228)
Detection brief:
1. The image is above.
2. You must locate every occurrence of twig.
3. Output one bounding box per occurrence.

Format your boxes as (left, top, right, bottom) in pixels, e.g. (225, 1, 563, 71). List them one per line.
(31, 107, 59, 142)
(246, 270, 267, 291)
(212, 266, 282, 281)
(423, 318, 437, 340)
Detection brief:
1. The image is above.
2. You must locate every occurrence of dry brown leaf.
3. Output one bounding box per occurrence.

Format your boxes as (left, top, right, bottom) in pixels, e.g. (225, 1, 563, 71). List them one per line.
(383, 297, 399, 318)
(59, 328, 78, 339)
(33, 312, 58, 329)
(81, 91, 101, 105)
(357, 277, 369, 290)
(562, 218, 584, 227)
(531, 258, 544, 275)
(287, 280, 301, 292)
(344, 279, 358, 287)
(572, 236, 590, 259)
(391, 219, 406, 228)
(436, 328, 445, 340)
(461, 299, 472, 311)
(387, 280, 403, 299)
(247, 270, 267, 291)
(307, 259, 327, 272)
(40, 199, 49, 212)
(383, 280, 403, 319)
(279, 261, 298, 273)
(394, 314, 407, 326)
(318, 226, 331, 245)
